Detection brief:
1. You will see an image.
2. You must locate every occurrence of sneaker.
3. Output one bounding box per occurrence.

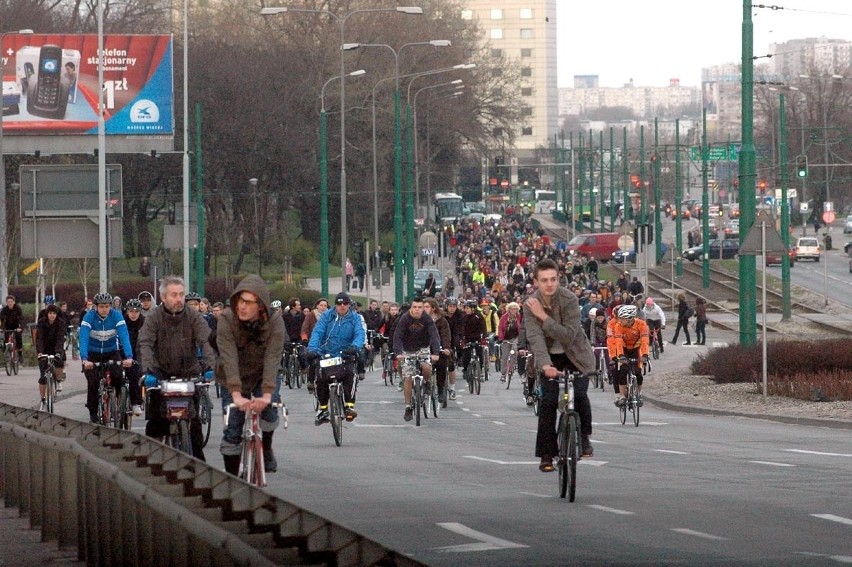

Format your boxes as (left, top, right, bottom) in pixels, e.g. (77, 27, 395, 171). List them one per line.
(132, 404, 143, 416)
(306, 381, 316, 393)
(314, 409, 329, 426)
(357, 373, 365, 382)
(683, 342, 692, 346)
(526, 396, 535, 407)
(344, 407, 358, 421)
(56, 382, 63, 393)
(614, 396, 627, 408)
(39, 398, 46, 410)
(449, 390, 457, 401)
(403, 406, 413, 422)
(397, 381, 403, 392)
(637, 395, 644, 407)
(500, 375, 506, 383)
(581, 434, 594, 458)
(263, 449, 277, 473)
(89, 414, 99, 423)
(539, 457, 554, 473)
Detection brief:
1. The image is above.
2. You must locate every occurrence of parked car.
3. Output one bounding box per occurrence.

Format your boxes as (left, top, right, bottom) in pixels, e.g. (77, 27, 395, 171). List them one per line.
(795, 237, 821, 262)
(611, 242, 669, 264)
(413, 268, 443, 296)
(845, 240, 852, 255)
(681, 239, 740, 262)
(844, 214, 852, 234)
(765, 248, 796, 267)
(567, 232, 621, 262)
(722, 219, 740, 238)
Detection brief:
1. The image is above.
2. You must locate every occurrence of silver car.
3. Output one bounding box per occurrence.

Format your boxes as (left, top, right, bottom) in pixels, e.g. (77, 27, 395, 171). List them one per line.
(844, 214, 852, 234)
(795, 237, 821, 262)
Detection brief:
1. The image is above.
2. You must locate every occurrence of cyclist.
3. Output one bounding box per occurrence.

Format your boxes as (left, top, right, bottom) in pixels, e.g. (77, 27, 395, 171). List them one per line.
(0, 295, 24, 359)
(282, 297, 306, 380)
(307, 292, 364, 425)
(606, 304, 650, 408)
(185, 291, 202, 311)
(35, 304, 66, 404)
(139, 276, 216, 460)
(79, 293, 134, 423)
(479, 299, 499, 366)
(122, 299, 146, 416)
(459, 300, 485, 378)
(524, 258, 596, 471)
(443, 297, 464, 400)
(642, 297, 666, 354)
(301, 297, 328, 392)
(497, 302, 522, 383)
(393, 297, 440, 422)
(423, 298, 452, 405)
(216, 275, 286, 475)
(270, 300, 283, 316)
(138, 291, 155, 316)
(363, 299, 383, 370)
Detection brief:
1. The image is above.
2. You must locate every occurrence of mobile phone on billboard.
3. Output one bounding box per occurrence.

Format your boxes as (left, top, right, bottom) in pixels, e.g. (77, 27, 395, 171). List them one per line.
(26, 45, 70, 119)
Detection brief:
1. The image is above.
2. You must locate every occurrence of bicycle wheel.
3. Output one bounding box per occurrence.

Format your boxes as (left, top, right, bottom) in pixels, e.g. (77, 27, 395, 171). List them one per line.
(422, 381, 429, 421)
(287, 356, 297, 389)
(430, 385, 440, 418)
(557, 413, 569, 499)
(45, 372, 55, 414)
(295, 367, 302, 389)
(251, 435, 266, 487)
(199, 389, 213, 447)
(178, 420, 193, 455)
(117, 388, 130, 430)
(4, 347, 10, 376)
(466, 364, 474, 394)
(505, 360, 513, 390)
(475, 360, 482, 395)
(110, 390, 121, 428)
(11, 349, 18, 375)
(567, 415, 578, 502)
(599, 362, 608, 390)
(494, 349, 501, 373)
(619, 395, 627, 425)
(330, 388, 343, 446)
(631, 381, 640, 427)
(533, 377, 542, 416)
(414, 378, 422, 426)
(651, 340, 660, 360)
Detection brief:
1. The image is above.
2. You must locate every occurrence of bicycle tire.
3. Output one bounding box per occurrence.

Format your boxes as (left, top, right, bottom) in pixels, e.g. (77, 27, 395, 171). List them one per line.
(11, 349, 18, 375)
(430, 386, 439, 418)
(471, 358, 481, 394)
(287, 356, 297, 389)
(383, 357, 390, 386)
(178, 419, 193, 455)
(619, 397, 627, 425)
(651, 340, 660, 360)
(557, 413, 569, 499)
(4, 347, 10, 376)
(414, 378, 422, 426)
(117, 388, 130, 430)
(239, 428, 253, 482)
(252, 435, 266, 487)
(422, 381, 429, 421)
(533, 377, 542, 416)
(466, 364, 474, 394)
(199, 389, 213, 447)
(330, 387, 343, 446)
(599, 362, 608, 390)
(45, 371, 55, 414)
(494, 350, 501, 373)
(109, 389, 121, 428)
(568, 415, 578, 502)
(295, 367, 302, 389)
(631, 380, 640, 427)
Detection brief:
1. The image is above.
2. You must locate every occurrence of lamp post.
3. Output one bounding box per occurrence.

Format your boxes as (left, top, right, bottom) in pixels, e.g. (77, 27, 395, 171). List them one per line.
(404, 64, 475, 297)
(248, 178, 261, 276)
(261, 6, 423, 293)
(320, 69, 366, 297)
(0, 29, 33, 302)
(354, 40, 451, 303)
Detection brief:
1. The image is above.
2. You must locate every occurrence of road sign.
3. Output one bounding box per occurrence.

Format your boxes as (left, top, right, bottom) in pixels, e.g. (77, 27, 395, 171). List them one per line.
(618, 235, 634, 252)
(617, 220, 635, 236)
(689, 144, 739, 161)
(22, 260, 40, 276)
(822, 211, 836, 224)
(739, 210, 786, 255)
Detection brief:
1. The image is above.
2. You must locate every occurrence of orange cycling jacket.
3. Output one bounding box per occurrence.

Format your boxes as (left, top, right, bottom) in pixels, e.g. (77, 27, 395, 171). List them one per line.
(606, 318, 650, 359)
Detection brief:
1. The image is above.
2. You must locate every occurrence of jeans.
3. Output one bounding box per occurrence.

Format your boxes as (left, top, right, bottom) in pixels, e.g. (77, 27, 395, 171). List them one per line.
(535, 353, 591, 459)
(220, 383, 280, 457)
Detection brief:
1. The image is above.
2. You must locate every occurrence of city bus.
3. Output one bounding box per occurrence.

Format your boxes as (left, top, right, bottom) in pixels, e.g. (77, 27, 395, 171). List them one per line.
(534, 189, 556, 213)
(433, 192, 465, 225)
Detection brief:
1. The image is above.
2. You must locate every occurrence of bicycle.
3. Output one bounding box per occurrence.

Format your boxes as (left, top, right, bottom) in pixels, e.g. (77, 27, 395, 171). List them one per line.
(593, 347, 609, 391)
(284, 342, 302, 389)
(365, 330, 379, 371)
(402, 351, 433, 426)
(64, 325, 79, 360)
(318, 354, 355, 446)
(38, 354, 60, 414)
(4, 329, 20, 376)
(116, 364, 134, 430)
(553, 370, 597, 502)
(91, 360, 124, 428)
(649, 326, 661, 360)
(461, 343, 483, 395)
(197, 379, 214, 447)
(225, 400, 284, 487)
(148, 375, 201, 455)
(617, 357, 644, 427)
(501, 339, 518, 390)
(381, 341, 399, 387)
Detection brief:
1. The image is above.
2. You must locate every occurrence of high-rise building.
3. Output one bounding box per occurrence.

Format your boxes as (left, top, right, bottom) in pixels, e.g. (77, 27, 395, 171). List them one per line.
(769, 38, 852, 78)
(461, 1, 558, 155)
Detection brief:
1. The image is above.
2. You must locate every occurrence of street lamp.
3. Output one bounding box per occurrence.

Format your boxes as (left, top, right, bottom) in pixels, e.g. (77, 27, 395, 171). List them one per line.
(320, 69, 366, 297)
(0, 29, 34, 302)
(354, 40, 452, 302)
(261, 6, 423, 292)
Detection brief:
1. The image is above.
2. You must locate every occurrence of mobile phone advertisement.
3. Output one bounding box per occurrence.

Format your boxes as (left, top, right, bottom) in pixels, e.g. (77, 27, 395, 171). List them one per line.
(2, 34, 173, 136)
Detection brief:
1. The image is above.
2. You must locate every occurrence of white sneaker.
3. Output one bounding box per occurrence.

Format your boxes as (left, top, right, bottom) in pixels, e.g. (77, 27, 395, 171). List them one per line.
(56, 382, 63, 393)
(449, 390, 457, 400)
(397, 381, 403, 392)
(132, 404, 143, 416)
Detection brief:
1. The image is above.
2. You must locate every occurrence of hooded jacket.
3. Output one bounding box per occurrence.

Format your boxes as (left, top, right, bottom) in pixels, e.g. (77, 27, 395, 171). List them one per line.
(523, 286, 595, 374)
(138, 293, 214, 377)
(215, 275, 286, 397)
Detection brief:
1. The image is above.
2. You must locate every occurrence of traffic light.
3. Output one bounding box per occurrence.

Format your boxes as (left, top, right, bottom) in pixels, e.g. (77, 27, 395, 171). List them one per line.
(353, 239, 364, 263)
(796, 155, 808, 178)
(758, 179, 767, 194)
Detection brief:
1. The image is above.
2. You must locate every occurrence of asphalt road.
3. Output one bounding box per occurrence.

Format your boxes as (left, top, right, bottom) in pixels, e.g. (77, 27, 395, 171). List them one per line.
(48, 348, 852, 566)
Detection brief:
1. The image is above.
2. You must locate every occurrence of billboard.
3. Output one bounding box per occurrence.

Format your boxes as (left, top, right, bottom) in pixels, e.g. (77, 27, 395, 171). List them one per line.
(2, 34, 174, 154)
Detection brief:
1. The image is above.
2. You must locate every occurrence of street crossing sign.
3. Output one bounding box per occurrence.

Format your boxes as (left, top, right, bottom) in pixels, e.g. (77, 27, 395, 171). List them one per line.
(738, 210, 786, 255)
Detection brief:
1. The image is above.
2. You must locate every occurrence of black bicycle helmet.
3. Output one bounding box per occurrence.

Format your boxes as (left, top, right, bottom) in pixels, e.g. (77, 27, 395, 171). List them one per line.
(464, 299, 478, 308)
(185, 291, 202, 302)
(445, 297, 458, 306)
(125, 299, 142, 310)
(93, 292, 113, 305)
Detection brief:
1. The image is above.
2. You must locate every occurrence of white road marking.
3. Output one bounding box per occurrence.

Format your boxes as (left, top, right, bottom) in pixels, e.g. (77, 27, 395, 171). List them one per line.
(811, 514, 852, 526)
(357, 400, 396, 404)
(785, 449, 852, 458)
(670, 528, 728, 541)
(463, 456, 539, 465)
(518, 491, 552, 498)
(460, 407, 470, 412)
(354, 424, 411, 428)
(581, 459, 608, 466)
(654, 449, 691, 455)
(587, 504, 634, 515)
(434, 522, 528, 553)
(749, 460, 796, 467)
(492, 421, 506, 425)
(472, 414, 482, 417)
(794, 552, 852, 563)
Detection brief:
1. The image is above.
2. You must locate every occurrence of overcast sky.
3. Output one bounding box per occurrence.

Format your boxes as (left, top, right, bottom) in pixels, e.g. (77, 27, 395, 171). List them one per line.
(557, 0, 852, 88)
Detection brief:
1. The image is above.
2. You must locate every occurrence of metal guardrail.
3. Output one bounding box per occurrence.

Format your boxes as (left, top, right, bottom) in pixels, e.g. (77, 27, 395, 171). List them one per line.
(0, 404, 428, 567)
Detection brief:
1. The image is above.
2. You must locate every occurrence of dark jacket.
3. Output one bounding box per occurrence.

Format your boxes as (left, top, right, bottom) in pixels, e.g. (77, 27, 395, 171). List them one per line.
(433, 313, 452, 350)
(523, 286, 595, 374)
(138, 295, 215, 377)
(282, 309, 304, 343)
(461, 312, 486, 343)
(445, 309, 464, 348)
(678, 299, 691, 322)
(363, 308, 383, 331)
(392, 311, 441, 354)
(0, 304, 24, 330)
(215, 275, 286, 397)
(123, 312, 145, 360)
(36, 315, 66, 356)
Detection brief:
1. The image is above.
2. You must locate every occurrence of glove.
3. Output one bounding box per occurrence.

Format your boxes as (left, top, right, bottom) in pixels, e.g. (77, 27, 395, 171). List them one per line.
(203, 370, 214, 382)
(305, 351, 319, 362)
(616, 356, 627, 367)
(143, 374, 159, 388)
(642, 355, 649, 364)
(342, 347, 357, 357)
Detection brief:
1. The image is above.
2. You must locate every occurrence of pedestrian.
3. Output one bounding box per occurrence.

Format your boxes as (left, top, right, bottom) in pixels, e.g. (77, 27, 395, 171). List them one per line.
(345, 257, 354, 290)
(670, 292, 693, 346)
(695, 297, 708, 345)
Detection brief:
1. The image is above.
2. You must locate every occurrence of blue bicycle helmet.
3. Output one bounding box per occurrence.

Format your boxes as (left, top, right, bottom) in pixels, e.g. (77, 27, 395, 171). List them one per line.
(44, 295, 55, 305)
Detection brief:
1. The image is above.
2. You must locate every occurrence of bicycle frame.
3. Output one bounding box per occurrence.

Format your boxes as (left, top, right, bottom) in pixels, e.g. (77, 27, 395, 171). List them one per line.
(92, 360, 123, 427)
(39, 354, 58, 413)
(402, 352, 432, 427)
(618, 358, 643, 427)
(150, 375, 199, 455)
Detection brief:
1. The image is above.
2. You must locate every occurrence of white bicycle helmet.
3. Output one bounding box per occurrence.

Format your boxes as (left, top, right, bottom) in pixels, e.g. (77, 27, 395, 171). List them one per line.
(616, 304, 638, 320)
(271, 300, 282, 310)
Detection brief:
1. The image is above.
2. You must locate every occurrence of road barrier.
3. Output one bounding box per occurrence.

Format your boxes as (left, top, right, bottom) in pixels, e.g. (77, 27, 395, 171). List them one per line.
(0, 403, 426, 566)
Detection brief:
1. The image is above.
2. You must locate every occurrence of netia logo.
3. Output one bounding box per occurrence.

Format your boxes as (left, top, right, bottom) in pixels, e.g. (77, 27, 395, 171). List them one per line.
(130, 100, 160, 123)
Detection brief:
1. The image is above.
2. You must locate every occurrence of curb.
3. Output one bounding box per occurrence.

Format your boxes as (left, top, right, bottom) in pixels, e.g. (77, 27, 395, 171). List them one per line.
(644, 395, 852, 430)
